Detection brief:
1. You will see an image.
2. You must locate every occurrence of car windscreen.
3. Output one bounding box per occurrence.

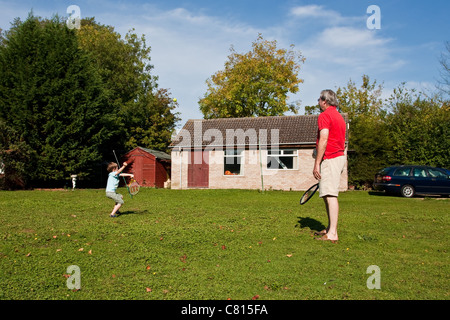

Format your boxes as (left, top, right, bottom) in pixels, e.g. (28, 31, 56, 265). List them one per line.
(427, 168, 448, 178)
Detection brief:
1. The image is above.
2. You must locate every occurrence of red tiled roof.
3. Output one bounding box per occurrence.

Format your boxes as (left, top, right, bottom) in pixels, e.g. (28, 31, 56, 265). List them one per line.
(170, 114, 348, 148)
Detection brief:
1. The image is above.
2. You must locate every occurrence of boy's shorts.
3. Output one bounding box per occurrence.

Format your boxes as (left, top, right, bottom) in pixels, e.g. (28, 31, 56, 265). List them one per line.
(319, 156, 346, 198)
(106, 192, 124, 204)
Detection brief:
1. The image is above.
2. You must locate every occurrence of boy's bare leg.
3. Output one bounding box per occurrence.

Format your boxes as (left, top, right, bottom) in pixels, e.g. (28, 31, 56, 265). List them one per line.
(111, 203, 122, 216)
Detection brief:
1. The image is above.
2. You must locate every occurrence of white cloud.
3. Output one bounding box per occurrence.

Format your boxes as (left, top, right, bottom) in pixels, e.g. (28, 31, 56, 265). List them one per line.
(289, 4, 363, 26)
(302, 26, 404, 74)
(318, 26, 390, 48)
(290, 5, 334, 19)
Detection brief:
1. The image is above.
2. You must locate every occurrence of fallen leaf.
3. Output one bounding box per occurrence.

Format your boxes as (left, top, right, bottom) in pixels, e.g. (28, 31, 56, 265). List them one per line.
(78, 248, 84, 252)
(221, 245, 226, 250)
(252, 295, 260, 300)
(25, 252, 31, 257)
(286, 254, 292, 258)
(146, 265, 151, 270)
(146, 287, 152, 292)
(88, 249, 92, 255)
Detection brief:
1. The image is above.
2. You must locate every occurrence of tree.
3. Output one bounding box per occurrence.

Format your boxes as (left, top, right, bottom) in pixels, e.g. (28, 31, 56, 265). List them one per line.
(122, 88, 180, 153)
(336, 75, 393, 188)
(0, 14, 180, 188)
(77, 18, 180, 153)
(199, 34, 305, 118)
(0, 14, 114, 187)
(385, 85, 449, 168)
(0, 120, 34, 189)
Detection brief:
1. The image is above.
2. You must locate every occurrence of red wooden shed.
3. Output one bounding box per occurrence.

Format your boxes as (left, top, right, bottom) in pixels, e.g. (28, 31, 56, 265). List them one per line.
(122, 147, 171, 188)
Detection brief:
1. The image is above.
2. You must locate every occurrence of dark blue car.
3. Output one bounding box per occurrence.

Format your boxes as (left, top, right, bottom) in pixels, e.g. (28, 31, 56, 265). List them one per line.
(373, 165, 450, 197)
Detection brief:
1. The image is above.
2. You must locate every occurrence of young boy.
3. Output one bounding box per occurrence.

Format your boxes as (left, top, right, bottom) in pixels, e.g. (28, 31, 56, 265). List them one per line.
(106, 162, 134, 217)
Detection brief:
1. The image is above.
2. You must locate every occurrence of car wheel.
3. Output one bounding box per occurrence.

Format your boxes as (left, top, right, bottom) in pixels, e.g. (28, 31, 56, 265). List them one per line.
(401, 184, 415, 198)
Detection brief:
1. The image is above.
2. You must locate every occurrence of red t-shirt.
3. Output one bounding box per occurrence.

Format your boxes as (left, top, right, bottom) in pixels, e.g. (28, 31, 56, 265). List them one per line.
(317, 106, 346, 160)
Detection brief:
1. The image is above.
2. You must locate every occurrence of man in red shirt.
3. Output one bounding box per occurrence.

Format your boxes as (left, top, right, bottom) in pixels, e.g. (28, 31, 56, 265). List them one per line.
(313, 89, 346, 243)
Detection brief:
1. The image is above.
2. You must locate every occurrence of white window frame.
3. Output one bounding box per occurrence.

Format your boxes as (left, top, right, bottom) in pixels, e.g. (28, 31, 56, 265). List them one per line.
(223, 149, 244, 176)
(267, 149, 298, 170)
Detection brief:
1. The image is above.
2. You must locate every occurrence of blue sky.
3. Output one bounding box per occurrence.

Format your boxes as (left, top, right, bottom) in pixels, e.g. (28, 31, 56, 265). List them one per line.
(1, 0, 449, 127)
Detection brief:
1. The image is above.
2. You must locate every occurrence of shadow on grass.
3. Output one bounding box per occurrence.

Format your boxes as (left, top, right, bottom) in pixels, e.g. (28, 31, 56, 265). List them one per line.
(296, 217, 326, 233)
(119, 209, 149, 216)
(368, 191, 447, 199)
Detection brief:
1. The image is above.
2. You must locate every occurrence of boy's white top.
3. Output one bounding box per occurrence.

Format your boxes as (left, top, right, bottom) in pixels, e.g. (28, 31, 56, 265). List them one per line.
(106, 172, 120, 192)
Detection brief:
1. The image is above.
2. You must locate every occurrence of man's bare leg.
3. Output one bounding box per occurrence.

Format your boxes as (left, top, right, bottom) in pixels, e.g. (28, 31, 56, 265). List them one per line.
(324, 196, 339, 241)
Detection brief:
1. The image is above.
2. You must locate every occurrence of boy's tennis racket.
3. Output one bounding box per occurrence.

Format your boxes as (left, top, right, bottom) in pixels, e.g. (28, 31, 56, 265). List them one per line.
(299, 183, 319, 205)
(128, 179, 140, 196)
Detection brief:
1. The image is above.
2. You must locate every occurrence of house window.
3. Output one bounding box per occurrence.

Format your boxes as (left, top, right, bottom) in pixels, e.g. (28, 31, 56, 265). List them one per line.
(224, 149, 243, 175)
(267, 149, 298, 170)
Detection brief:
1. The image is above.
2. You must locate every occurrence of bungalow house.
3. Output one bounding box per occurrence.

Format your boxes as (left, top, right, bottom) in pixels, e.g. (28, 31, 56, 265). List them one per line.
(169, 115, 349, 191)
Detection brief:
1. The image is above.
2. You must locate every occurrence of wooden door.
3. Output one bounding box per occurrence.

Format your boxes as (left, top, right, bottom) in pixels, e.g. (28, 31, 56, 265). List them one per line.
(188, 151, 209, 188)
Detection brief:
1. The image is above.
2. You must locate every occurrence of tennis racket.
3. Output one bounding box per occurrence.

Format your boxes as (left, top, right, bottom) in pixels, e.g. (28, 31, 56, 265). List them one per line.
(299, 183, 319, 205)
(128, 179, 140, 196)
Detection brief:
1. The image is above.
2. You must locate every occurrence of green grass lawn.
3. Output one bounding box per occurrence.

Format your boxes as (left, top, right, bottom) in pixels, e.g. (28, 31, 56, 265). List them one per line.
(0, 188, 448, 300)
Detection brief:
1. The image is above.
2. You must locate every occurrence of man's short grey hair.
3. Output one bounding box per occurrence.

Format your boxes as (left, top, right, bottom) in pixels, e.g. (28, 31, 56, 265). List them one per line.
(320, 89, 339, 107)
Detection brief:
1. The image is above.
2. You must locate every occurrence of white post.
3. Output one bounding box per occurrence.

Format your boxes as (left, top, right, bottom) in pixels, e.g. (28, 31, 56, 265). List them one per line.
(71, 174, 77, 190)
